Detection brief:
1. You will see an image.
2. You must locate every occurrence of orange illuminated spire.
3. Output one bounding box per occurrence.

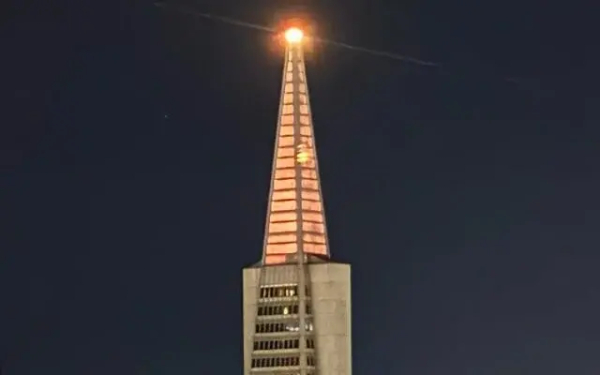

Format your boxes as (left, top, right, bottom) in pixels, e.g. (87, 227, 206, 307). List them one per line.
(261, 28, 330, 265)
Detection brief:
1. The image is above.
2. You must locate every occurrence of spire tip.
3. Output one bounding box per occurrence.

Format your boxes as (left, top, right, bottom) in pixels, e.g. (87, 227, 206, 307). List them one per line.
(284, 27, 304, 44)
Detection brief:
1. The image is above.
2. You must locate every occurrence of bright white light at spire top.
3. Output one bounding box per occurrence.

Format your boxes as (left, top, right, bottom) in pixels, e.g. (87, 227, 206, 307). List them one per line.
(284, 27, 304, 43)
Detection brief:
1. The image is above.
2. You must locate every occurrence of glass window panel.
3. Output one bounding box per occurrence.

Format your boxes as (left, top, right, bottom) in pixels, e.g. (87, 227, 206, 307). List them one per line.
(281, 115, 294, 125)
(279, 136, 294, 146)
(270, 212, 296, 222)
(300, 126, 312, 135)
(276, 147, 295, 157)
(286, 72, 293, 81)
(299, 84, 306, 93)
(273, 179, 295, 189)
(301, 190, 320, 201)
(300, 104, 309, 114)
(302, 221, 325, 233)
(274, 169, 295, 179)
(266, 244, 296, 255)
(303, 233, 325, 243)
(300, 136, 312, 146)
(282, 105, 293, 115)
(300, 115, 310, 125)
(301, 200, 322, 212)
(272, 190, 296, 201)
(283, 93, 293, 103)
(276, 158, 295, 168)
(302, 212, 323, 222)
(279, 126, 293, 136)
(299, 94, 308, 104)
(285, 83, 294, 93)
(304, 243, 327, 255)
(268, 233, 297, 244)
(269, 222, 297, 233)
(301, 179, 319, 190)
(271, 201, 296, 211)
(301, 169, 317, 179)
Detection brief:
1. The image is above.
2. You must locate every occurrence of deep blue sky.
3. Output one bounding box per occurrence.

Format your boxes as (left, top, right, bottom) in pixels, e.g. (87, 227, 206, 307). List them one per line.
(1, 0, 599, 374)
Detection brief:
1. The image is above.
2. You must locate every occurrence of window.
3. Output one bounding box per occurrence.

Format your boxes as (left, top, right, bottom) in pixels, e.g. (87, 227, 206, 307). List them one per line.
(260, 285, 299, 299)
(255, 323, 286, 333)
(253, 339, 300, 351)
(307, 356, 316, 366)
(251, 356, 300, 368)
(306, 339, 315, 349)
(257, 303, 299, 316)
(281, 319, 313, 332)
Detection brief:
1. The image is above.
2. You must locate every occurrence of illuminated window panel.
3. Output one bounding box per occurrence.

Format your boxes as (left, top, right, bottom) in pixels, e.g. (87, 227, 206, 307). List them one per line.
(265, 254, 288, 264)
(268, 233, 297, 243)
(281, 115, 294, 125)
(299, 72, 305, 82)
(301, 179, 319, 190)
(300, 136, 313, 146)
(301, 190, 320, 201)
(301, 200, 322, 212)
(269, 222, 297, 233)
(300, 126, 312, 136)
(271, 201, 296, 211)
(304, 243, 327, 255)
(279, 126, 293, 136)
(269, 212, 296, 222)
(299, 105, 309, 114)
(266, 243, 297, 254)
(301, 169, 317, 179)
(250, 356, 300, 368)
(302, 222, 325, 233)
(299, 94, 308, 104)
(253, 339, 300, 351)
(276, 147, 295, 158)
(276, 158, 295, 168)
(279, 136, 294, 147)
(285, 72, 293, 82)
(302, 212, 323, 222)
(303, 233, 325, 243)
(257, 304, 299, 316)
(274, 169, 295, 179)
(282, 105, 294, 115)
(283, 93, 293, 103)
(273, 179, 295, 190)
(271, 190, 296, 201)
(259, 285, 298, 299)
(284, 83, 294, 93)
(299, 84, 306, 93)
(300, 115, 310, 125)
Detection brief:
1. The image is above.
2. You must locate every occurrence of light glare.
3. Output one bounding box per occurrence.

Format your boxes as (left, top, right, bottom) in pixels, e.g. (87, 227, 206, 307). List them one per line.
(284, 28, 304, 43)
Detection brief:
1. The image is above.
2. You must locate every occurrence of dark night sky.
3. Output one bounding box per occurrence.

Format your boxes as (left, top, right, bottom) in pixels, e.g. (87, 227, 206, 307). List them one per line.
(1, 0, 599, 373)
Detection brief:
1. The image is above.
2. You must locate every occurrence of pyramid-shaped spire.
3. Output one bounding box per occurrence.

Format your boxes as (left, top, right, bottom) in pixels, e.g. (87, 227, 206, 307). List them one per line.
(262, 31, 330, 265)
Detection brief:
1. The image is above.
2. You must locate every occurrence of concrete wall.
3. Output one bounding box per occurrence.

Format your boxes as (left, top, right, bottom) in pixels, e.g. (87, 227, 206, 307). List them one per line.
(242, 262, 352, 375)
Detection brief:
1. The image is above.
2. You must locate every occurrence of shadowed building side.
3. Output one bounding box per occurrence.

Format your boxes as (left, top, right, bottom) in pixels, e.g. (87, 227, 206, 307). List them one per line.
(242, 28, 352, 375)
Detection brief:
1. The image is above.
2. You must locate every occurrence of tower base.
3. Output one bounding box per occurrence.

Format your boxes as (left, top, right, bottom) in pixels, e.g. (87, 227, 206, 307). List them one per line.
(243, 262, 352, 375)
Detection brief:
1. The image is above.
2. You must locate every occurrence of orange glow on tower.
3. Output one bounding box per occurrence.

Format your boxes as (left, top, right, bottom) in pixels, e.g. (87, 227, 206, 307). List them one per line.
(262, 23, 330, 265)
